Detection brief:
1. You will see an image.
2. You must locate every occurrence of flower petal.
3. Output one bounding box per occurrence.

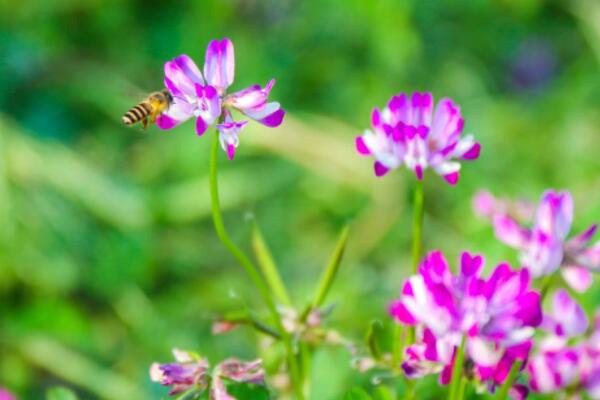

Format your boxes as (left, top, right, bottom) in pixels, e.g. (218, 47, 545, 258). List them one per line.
(165, 55, 202, 97)
(374, 161, 389, 177)
(561, 265, 593, 293)
(493, 214, 530, 248)
(195, 116, 207, 136)
(204, 38, 235, 92)
(536, 190, 573, 240)
(226, 79, 275, 110)
(241, 102, 285, 127)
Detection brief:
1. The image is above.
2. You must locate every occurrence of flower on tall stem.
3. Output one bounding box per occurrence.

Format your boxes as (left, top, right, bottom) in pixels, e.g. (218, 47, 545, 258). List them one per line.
(355, 92, 480, 184)
(389, 251, 541, 393)
(474, 189, 600, 292)
(157, 38, 285, 159)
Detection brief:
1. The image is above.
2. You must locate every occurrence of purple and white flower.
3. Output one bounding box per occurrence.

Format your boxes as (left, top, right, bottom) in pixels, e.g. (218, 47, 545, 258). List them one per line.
(389, 251, 541, 390)
(475, 189, 600, 292)
(355, 92, 480, 184)
(527, 291, 600, 398)
(150, 349, 266, 398)
(150, 349, 210, 395)
(157, 38, 285, 160)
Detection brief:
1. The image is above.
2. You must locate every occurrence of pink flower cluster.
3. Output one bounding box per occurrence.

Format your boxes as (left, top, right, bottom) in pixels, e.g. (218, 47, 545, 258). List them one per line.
(474, 189, 600, 292)
(157, 38, 285, 159)
(389, 251, 541, 393)
(355, 92, 480, 184)
(528, 290, 600, 398)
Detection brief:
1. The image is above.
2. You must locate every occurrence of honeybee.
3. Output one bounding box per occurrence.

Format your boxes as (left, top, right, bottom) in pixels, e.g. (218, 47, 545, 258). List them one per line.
(122, 89, 173, 128)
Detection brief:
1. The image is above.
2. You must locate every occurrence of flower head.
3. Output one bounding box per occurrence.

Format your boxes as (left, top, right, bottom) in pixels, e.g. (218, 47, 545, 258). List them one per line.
(390, 251, 541, 390)
(157, 38, 285, 159)
(150, 349, 209, 395)
(356, 92, 480, 184)
(150, 349, 266, 398)
(475, 189, 600, 292)
(527, 292, 600, 398)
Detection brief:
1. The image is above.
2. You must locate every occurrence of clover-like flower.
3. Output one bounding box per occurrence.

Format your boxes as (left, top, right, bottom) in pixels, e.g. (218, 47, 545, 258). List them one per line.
(355, 92, 480, 184)
(389, 251, 541, 391)
(527, 291, 600, 398)
(475, 189, 600, 292)
(157, 38, 285, 159)
(150, 349, 209, 395)
(150, 349, 266, 399)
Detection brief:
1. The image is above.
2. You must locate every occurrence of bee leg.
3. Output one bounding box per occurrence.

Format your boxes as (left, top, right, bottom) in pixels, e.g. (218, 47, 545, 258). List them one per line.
(142, 117, 149, 129)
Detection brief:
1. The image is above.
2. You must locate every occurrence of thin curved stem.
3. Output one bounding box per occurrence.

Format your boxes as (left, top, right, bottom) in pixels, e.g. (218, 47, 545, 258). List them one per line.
(393, 181, 425, 368)
(208, 132, 304, 400)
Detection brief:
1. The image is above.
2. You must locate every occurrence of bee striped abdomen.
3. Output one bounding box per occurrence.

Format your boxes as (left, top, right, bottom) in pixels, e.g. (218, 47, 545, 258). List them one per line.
(122, 102, 152, 125)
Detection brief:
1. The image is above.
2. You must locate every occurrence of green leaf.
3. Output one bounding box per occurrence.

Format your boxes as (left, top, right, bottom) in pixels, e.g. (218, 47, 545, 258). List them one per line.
(343, 387, 373, 400)
(46, 387, 79, 400)
(373, 386, 395, 400)
(312, 225, 350, 308)
(251, 222, 292, 306)
(225, 382, 271, 400)
(365, 320, 383, 361)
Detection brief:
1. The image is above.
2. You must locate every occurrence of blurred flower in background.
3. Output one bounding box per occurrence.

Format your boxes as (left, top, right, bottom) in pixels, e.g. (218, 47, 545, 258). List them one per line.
(511, 38, 558, 93)
(475, 189, 600, 292)
(0, 389, 15, 400)
(528, 290, 600, 398)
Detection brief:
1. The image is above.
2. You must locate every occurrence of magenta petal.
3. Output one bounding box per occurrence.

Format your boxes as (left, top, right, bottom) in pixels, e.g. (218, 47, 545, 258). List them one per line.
(374, 162, 389, 177)
(415, 165, 424, 180)
(156, 114, 179, 130)
(462, 142, 481, 160)
(444, 171, 459, 185)
(259, 108, 285, 127)
(355, 136, 371, 155)
(195, 117, 207, 136)
(389, 301, 416, 325)
(461, 252, 483, 277)
(567, 224, 598, 250)
(226, 144, 236, 160)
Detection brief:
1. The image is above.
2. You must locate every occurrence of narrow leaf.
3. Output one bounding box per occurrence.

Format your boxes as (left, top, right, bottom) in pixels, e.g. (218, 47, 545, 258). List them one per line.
(312, 225, 350, 308)
(495, 360, 522, 400)
(251, 222, 292, 306)
(373, 385, 394, 400)
(365, 320, 383, 361)
(46, 387, 78, 400)
(448, 336, 466, 400)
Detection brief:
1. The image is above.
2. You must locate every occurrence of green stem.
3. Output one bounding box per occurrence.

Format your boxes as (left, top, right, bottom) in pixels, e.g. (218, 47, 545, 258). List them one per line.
(411, 180, 424, 274)
(539, 272, 556, 303)
(208, 132, 304, 400)
(495, 360, 522, 400)
(448, 336, 466, 400)
(394, 181, 425, 367)
(457, 377, 467, 400)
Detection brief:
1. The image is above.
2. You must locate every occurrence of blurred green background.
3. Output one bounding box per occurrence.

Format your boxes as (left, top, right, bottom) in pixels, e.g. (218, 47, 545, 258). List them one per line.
(1, 0, 599, 398)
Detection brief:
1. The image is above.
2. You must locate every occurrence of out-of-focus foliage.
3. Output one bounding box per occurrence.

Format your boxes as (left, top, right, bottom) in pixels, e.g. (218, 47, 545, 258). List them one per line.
(0, 0, 599, 399)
